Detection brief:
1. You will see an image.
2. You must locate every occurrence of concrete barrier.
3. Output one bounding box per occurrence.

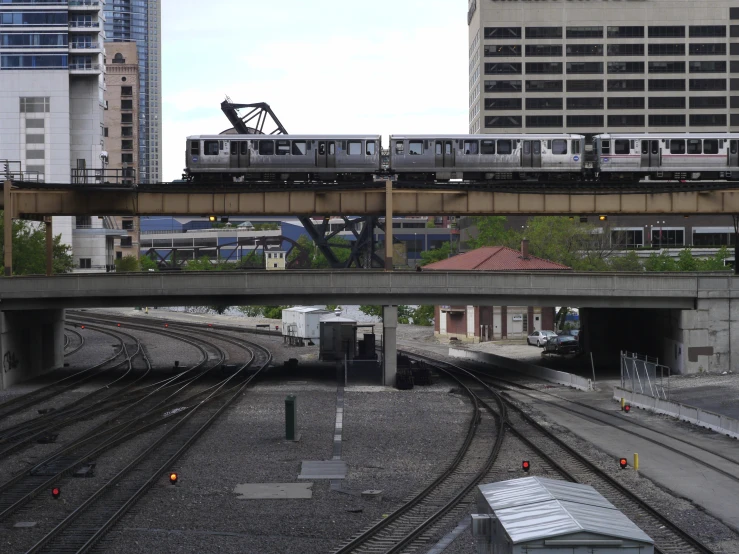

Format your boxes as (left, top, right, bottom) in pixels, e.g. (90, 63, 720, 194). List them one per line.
(614, 386, 739, 439)
(449, 348, 593, 391)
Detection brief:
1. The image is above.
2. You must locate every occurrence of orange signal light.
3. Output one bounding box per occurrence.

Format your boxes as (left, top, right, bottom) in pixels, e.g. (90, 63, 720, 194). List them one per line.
(522, 460, 530, 472)
(619, 457, 628, 470)
(52, 487, 60, 499)
(169, 472, 178, 485)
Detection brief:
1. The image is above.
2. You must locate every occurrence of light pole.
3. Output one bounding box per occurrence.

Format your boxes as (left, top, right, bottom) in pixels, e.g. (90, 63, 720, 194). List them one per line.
(657, 220, 665, 249)
(414, 232, 417, 264)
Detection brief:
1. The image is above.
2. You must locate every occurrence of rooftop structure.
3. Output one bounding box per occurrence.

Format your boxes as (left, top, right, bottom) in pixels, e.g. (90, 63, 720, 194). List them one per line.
(423, 243, 571, 271)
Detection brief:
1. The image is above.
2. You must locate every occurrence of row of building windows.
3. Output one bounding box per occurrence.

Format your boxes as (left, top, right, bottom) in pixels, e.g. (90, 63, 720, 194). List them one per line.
(485, 79, 739, 93)
(484, 114, 735, 128)
(0, 33, 67, 47)
(485, 96, 736, 111)
(485, 43, 739, 58)
(0, 53, 66, 68)
(484, 25, 739, 40)
(484, 61, 737, 75)
(0, 12, 67, 25)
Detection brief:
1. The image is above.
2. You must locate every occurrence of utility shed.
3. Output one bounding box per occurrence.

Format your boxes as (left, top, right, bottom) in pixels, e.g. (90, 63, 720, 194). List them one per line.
(472, 477, 654, 554)
(282, 307, 329, 346)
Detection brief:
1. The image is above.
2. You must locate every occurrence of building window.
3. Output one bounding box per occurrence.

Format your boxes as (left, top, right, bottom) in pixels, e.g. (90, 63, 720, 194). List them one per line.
(606, 44, 644, 57)
(122, 113, 133, 123)
(484, 45, 521, 57)
(732, 8, 739, 19)
(567, 80, 603, 92)
(732, 25, 739, 38)
(648, 44, 685, 56)
(567, 97, 604, 110)
(690, 61, 726, 73)
(648, 26, 685, 38)
(485, 97, 522, 110)
(567, 26, 602, 38)
(649, 114, 686, 126)
(689, 79, 726, 91)
(122, 219, 134, 230)
(608, 97, 644, 110)
(79, 258, 91, 269)
(485, 63, 522, 75)
(567, 115, 604, 127)
(122, 140, 133, 150)
(121, 86, 132, 96)
(649, 79, 685, 91)
(484, 116, 522, 128)
(649, 61, 685, 74)
(116, 251, 123, 260)
(567, 62, 603, 74)
(121, 127, 133, 137)
(526, 115, 563, 128)
(121, 99, 133, 110)
(526, 27, 562, 38)
(649, 97, 685, 109)
(525, 44, 562, 57)
(612, 230, 644, 248)
(608, 114, 645, 127)
(484, 27, 521, 39)
(526, 98, 563, 110)
(526, 80, 563, 92)
(120, 236, 133, 248)
(690, 114, 727, 126)
(690, 43, 726, 55)
(732, 79, 739, 91)
(651, 230, 684, 246)
(608, 61, 644, 73)
(689, 25, 726, 38)
(693, 232, 734, 246)
(566, 44, 603, 57)
(525, 62, 562, 74)
(690, 97, 726, 109)
(485, 80, 522, 92)
(607, 26, 644, 38)
(19, 97, 50, 113)
(607, 79, 644, 91)
(732, 61, 739, 73)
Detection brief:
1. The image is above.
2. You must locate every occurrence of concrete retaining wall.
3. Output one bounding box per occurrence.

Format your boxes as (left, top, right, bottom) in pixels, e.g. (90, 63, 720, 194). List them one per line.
(449, 348, 593, 391)
(614, 386, 739, 439)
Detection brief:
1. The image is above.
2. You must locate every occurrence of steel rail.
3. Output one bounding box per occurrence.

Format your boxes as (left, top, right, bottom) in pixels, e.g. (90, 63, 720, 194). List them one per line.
(25, 338, 271, 554)
(405, 351, 714, 554)
(63, 327, 85, 357)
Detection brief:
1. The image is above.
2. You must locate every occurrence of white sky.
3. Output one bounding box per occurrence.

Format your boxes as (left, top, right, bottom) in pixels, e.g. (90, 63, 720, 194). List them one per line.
(161, 0, 468, 181)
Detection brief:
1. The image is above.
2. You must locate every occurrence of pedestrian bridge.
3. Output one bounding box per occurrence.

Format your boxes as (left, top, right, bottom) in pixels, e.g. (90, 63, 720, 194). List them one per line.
(0, 270, 734, 310)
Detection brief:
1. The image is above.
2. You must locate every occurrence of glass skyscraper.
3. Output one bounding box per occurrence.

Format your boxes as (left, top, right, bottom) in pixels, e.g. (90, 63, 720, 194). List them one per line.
(104, 0, 161, 183)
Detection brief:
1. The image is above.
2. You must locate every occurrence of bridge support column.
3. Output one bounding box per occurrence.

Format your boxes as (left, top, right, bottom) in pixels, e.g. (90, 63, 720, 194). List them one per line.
(0, 309, 65, 391)
(383, 305, 397, 387)
(679, 298, 737, 374)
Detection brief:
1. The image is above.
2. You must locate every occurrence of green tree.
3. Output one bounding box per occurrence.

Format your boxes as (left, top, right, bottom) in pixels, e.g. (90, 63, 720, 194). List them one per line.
(676, 249, 700, 271)
(237, 306, 264, 317)
(0, 214, 73, 275)
(185, 256, 225, 271)
(644, 251, 678, 272)
(359, 305, 414, 323)
(608, 250, 643, 272)
(419, 241, 452, 266)
(115, 255, 139, 272)
(359, 305, 383, 319)
(467, 216, 521, 249)
(263, 306, 288, 319)
(410, 305, 435, 326)
(139, 255, 159, 271)
(700, 246, 731, 270)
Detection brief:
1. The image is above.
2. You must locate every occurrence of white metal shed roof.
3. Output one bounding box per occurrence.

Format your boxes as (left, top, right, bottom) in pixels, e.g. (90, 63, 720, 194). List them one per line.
(478, 477, 653, 545)
(283, 307, 329, 314)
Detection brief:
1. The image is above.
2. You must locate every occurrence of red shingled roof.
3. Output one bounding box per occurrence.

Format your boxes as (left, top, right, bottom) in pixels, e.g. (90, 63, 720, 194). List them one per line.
(423, 246, 571, 271)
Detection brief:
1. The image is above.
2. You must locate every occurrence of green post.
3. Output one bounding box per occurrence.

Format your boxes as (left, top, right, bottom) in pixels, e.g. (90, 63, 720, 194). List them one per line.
(285, 395, 296, 441)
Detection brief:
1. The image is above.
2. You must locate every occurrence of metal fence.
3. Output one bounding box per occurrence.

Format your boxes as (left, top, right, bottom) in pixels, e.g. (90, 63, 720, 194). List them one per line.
(620, 350, 671, 400)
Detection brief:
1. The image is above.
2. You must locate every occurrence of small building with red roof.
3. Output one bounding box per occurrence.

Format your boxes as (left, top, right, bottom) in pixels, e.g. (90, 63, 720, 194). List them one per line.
(423, 241, 571, 342)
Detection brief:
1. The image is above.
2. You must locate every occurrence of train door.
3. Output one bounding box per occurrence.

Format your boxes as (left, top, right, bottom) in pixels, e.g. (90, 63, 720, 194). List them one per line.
(316, 141, 327, 168)
(641, 139, 660, 168)
(229, 140, 249, 169)
(730, 140, 739, 167)
(327, 141, 336, 168)
(435, 140, 455, 168)
(521, 140, 541, 168)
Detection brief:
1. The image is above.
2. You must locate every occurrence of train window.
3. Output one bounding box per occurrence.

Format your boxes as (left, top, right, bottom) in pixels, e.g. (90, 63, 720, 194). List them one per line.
(329, 142, 335, 155)
(190, 141, 199, 156)
(395, 141, 404, 155)
(571, 140, 580, 154)
(348, 141, 362, 155)
(445, 142, 452, 155)
(601, 140, 610, 154)
(481, 140, 495, 155)
(523, 142, 531, 155)
(463, 140, 478, 155)
(292, 141, 307, 155)
(230, 142, 238, 155)
(258, 141, 274, 155)
(687, 139, 702, 154)
(408, 141, 423, 155)
(497, 140, 512, 154)
(552, 139, 567, 155)
(276, 140, 290, 155)
(319, 143, 326, 155)
(435, 142, 442, 155)
(366, 141, 376, 156)
(631, 140, 635, 150)
(219, 141, 224, 151)
(241, 142, 248, 155)
(670, 140, 686, 154)
(641, 141, 648, 154)
(204, 140, 219, 156)
(652, 141, 659, 155)
(704, 139, 719, 154)
(732, 141, 738, 155)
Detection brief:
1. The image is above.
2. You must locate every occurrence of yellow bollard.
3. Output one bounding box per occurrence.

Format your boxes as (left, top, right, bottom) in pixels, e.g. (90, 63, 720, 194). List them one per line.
(145, 307, 149, 314)
(634, 453, 639, 471)
(621, 397, 625, 409)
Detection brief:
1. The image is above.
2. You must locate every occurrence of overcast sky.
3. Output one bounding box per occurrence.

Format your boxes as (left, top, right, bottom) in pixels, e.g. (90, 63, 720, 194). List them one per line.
(161, 0, 467, 181)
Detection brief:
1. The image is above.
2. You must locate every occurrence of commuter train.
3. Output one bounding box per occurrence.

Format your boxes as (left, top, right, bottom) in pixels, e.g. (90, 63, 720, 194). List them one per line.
(184, 133, 739, 183)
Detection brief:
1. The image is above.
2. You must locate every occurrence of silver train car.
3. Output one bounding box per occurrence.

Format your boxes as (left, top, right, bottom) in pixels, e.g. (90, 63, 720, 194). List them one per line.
(186, 135, 382, 182)
(389, 134, 585, 181)
(593, 133, 739, 181)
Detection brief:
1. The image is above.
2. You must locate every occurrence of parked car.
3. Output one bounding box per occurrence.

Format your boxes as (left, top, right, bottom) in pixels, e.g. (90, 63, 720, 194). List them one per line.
(544, 335, 580, 356)
(557, 329, 580, 340)
(527, 330, 556, 347)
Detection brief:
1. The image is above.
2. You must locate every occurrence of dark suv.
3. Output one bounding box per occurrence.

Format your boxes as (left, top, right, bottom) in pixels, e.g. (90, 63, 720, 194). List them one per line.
(544, 335, 580, 356)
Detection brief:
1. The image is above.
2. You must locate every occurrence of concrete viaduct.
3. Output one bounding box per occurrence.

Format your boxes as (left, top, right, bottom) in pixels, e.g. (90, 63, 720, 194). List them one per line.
(1, 270, 737, 389)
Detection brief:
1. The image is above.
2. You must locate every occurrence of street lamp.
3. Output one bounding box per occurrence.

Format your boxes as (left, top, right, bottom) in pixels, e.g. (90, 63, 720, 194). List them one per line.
(657, 220, 666, 249)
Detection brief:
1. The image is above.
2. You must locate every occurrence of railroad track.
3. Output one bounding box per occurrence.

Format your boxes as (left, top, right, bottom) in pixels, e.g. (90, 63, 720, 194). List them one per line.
(64, 327, 85, 356)
(19, 319, 271, 554)
(402, 351, 714, 554)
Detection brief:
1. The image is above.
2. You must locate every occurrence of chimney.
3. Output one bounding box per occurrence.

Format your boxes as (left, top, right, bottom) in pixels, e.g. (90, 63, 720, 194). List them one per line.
(521, 239, 530, 259)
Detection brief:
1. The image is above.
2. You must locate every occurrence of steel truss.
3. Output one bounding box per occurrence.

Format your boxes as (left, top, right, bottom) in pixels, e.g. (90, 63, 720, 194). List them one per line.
(220, 97, 392, 268)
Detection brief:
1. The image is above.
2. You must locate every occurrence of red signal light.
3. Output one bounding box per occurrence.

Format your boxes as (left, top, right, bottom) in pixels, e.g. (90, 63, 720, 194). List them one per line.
(619, 458, 628, 470)
(624, 404, 631, 413)
(164, 323, 169, 328)
(52, 487, 60, 499)
(80, 325, 85, 329)
(522, 460, 530, 472)
(169, 472, 178, 485)
(117, 323, 121, 327)
(208, 323, 213, 328)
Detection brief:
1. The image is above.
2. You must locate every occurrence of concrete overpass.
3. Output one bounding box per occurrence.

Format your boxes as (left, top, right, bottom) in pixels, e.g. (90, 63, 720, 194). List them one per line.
(0, 270, 737, 390)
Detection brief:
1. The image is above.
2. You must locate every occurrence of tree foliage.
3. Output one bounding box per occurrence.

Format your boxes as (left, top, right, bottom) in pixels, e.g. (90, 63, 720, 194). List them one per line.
(359, 305, 434, 325)
(0, 213, 73, 275)
(287, 234, 352, 269)
(236, 305, 290, 319)
(115, 255, 139, 272)
(419, 241, 452, 266)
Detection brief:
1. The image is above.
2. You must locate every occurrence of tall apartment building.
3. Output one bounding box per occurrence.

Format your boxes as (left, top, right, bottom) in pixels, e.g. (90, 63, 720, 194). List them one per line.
(0, 0, 108, 266)
(104, 0, 161, 184)
(104, 42, 139, 261)
(467, 0, 739, 135)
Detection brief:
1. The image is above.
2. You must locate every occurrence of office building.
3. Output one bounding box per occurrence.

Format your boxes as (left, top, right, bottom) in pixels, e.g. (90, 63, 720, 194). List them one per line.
(0, 0, 109, 268)
(104, 0, 161, 183)
(468, 0, 739, 134)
